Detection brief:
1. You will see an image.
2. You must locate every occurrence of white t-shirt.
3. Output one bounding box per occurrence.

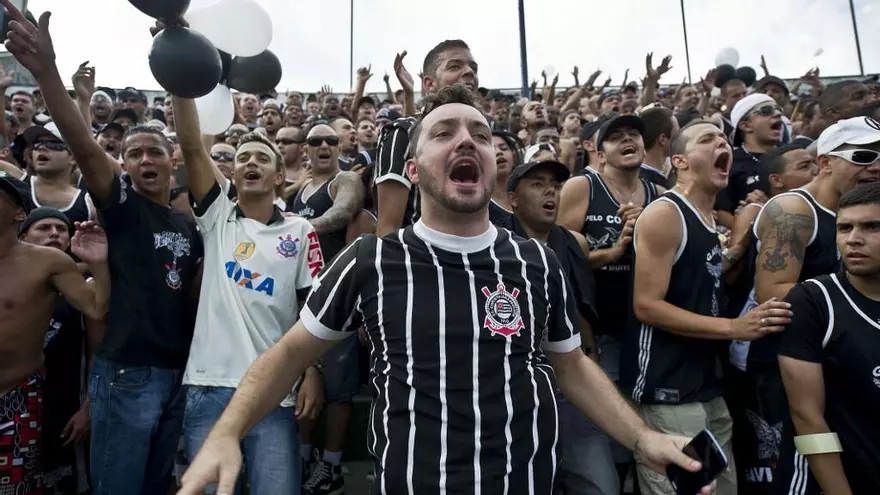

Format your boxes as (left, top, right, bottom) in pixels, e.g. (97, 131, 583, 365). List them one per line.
(183, 184, 325, 406)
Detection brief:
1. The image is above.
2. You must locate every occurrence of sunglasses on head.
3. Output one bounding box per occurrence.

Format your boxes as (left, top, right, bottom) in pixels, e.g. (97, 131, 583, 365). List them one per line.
(750, 104, 784, 117)
(826, 148, 880, 165)
(211, 152, 235, 162)
(308, 136, 339, 147)
(35, 140, 68, 151)
(276, 138, 303, 146)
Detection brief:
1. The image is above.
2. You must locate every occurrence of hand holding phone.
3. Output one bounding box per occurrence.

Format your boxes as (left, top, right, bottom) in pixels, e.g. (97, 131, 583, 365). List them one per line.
(666, 429, 728, 495)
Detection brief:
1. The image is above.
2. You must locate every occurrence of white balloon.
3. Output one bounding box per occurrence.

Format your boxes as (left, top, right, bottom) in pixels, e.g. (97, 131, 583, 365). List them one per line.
(186, 0, 272, 57)
(195, 84, 235, 136)
(714, 47, 740, 67)
(543, 65, 556, 77)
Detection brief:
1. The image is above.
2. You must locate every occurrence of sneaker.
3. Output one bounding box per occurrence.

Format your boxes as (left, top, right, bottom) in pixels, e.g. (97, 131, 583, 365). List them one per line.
(302, 448, 320, 485)
(303, 459, 345, 495)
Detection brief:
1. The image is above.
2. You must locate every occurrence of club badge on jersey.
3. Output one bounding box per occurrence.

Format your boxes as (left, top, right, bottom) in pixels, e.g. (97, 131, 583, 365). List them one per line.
(276, 234, 300, 259)
(481, 283, 524, 337)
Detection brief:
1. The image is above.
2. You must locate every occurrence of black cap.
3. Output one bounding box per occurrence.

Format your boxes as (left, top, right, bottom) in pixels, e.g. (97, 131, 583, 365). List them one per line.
(357, 96, 376, 109)
(18, 207, 72, 236)
(755, 76, 789, 96)
(488, 90, 506, 101)
(598, 91, 620, 106)
(596, 115, 645, 151)
(96, 122, 126, 137)
(110, 108, 139, 124)
(507, 159, 570, 193)
(579, 120, 603, 143)
(376, 108, 402, 121)
(118, 87, 147, 103)
(0, 171, 32, 214)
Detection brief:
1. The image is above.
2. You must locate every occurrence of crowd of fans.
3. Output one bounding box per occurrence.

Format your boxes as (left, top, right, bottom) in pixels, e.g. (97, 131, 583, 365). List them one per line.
(1, 3, 880, 495)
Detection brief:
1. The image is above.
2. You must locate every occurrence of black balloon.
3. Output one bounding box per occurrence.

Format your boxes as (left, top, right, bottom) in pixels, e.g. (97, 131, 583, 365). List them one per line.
(714, 64, 737, 88)
(736, 66, 757, 87)
(226, 51, 283, 94)
(129, 0, 191, 21)
(149, 27, 221, 99)
(218, 50, 233, 84)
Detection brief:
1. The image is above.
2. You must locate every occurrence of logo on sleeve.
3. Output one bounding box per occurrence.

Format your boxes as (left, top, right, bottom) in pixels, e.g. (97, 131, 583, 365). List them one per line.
(276, 234, 300, 259)
(481, 283, 524, 337)
(306, 231, 324, 277)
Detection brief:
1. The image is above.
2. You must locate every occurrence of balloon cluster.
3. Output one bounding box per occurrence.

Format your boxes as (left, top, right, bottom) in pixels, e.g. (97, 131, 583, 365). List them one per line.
(129, 0, 283, 134)
(713, 47, 757, 89)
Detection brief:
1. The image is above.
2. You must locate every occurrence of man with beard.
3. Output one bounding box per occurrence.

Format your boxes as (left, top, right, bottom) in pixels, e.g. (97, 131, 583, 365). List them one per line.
(259, 100, 283, 142)
(520, 101, 549, 144)
(0, 122, 96, 224)
(276, 126, 306, 185)
(0, 171, 109, 495)
(286, 124, 364, 495)
(2, 5, 205, 492)
(172, 92, 324, 495)
(624, 121, 793, 495)
(744, 116, 880, 495)
(179, 84, 713, 495)
(778, 182, 880, 494)
(18, 207, 104, 494)
(715, 94, 785, 229)
(95, 121, 124, 161)
(374, 39, 478, 237)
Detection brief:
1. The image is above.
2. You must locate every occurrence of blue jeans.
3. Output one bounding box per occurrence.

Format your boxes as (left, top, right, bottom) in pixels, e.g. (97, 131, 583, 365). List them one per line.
(322, 334, 361, 403)
(89, 356, 185, 495)
(183, 386, 301, 495)
(554, 397, 620, 495)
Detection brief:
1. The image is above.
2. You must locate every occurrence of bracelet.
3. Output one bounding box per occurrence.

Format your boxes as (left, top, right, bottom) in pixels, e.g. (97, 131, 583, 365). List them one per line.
(794, 433, 843, 456)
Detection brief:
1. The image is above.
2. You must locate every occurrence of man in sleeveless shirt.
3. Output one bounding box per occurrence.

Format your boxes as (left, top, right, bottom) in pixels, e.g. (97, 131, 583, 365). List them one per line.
(624, 121, 793, 495)
(287, 124, 365, 494)
(778, 182, 880, 494)
(749, 116, 880, 495)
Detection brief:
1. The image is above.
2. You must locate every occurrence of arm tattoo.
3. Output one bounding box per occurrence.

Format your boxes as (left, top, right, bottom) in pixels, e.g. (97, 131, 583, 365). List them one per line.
(760, 200, 814, 273)
(310, 172, 366, 234)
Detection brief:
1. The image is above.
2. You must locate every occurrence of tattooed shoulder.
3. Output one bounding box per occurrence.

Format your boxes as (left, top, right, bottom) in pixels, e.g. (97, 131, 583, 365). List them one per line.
(759, 198, 814, 272)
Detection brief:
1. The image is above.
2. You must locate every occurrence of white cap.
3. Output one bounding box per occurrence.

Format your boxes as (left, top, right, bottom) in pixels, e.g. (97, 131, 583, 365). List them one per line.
(730, 93, 775, 131)
(524, 143, 558, 163)
(817, 116, 880, 155)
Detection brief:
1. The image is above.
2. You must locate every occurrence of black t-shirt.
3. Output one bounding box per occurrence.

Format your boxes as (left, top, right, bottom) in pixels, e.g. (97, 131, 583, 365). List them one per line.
(488, 200, 513, 229)
(92, 174, 202, 369)
(639, 164, 668, 189)
(779, 274, 880, 494)
(715, 147, 763, 213)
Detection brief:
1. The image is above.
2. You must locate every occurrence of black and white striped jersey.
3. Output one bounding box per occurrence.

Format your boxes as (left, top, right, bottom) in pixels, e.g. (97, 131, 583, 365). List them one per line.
(375, 117, 420, 227)
(301, 221, 582, 495)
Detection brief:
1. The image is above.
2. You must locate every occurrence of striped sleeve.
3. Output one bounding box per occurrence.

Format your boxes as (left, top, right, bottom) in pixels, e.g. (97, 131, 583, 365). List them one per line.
(375, 119, 413, 189)
(540, 245, 582, 354)
(300, 235, 370, 340)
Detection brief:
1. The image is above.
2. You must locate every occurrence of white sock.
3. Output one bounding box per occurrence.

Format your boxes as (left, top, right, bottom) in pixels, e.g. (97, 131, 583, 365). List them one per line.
(301, 444, 312, 461)
(323, 450, 343, 466)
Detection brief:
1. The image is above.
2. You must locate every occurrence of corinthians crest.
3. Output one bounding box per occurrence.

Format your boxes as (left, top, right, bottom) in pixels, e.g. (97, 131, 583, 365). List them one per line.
(481, 283, 524, 337)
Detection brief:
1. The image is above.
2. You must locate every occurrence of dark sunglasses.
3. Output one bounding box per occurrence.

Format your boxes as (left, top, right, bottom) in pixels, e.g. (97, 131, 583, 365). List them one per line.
(307, 136, 339, 147)
(211, 152, 235, 161)
(34, 140, 68, 151)
(750, 104, 784, 117)
(276, 138, 304, 146)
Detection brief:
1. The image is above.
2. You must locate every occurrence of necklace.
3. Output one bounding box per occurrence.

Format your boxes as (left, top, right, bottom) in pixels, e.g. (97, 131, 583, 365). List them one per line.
(601, 174, 641, 206)
(739, 146, 760, 163)
(673, 186, 716, 230)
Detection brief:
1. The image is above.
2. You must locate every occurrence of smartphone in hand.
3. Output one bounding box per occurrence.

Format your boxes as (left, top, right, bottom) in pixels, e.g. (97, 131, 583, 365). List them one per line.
(666, 429, 729, 495)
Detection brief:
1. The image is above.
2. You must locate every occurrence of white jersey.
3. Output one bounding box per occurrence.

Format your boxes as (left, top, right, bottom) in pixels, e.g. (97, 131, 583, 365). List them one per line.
(183, 184, 325, 406)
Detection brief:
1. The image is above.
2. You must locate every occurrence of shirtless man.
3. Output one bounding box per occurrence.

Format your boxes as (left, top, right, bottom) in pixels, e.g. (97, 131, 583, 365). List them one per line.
(0, 171, 109, 495)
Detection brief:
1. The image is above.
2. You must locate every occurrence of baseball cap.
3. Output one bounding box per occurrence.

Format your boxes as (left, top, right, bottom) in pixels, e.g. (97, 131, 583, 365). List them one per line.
(755, 76, 789, 96)
(598, 91, 620, 106)
(23, 121, 64, 144)
(118, 87, 147, 103)
(0, 171, 31, 213)
(95, 86, 117, 101)
(508, 157, 570, 192)
(376, 108, 402, 121)
(596, 115, 645, 151)
(730, 93, 775, 132)
(817, 116, 880, 155)
(110, 108, 139, 124)
(579, 120, 604, 144)
(96, 121, 125, 137)
(357, 96, 376, 109)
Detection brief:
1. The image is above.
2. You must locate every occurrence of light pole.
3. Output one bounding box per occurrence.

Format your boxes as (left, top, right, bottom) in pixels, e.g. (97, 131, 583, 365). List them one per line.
(679, 0, 692, 84)
(518, 0, 529, 96)
(848, 0, 865, 76)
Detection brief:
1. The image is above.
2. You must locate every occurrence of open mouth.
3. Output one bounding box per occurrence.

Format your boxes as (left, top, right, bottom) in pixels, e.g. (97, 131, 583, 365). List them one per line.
(714, 151, 731, 173)
(449, 158, 480, 184)
(46, 240, 63, 250)
(244, 170, 262, 181)
(542, 200, 556, 214)
(770, 121, 783, 131)
(611, 106, 620, 113)
(858, 176, 879, 184)
(141, 170, 158, 180)
(621, 144, 637, 156)
(317, 150, 332, 160)
(35, 153, 50, 164)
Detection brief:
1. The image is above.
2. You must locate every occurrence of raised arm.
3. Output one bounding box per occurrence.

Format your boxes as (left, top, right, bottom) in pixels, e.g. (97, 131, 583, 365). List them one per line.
(754, 195, 815, 303)
(49, 222, 109, 321)
(312, 171, 364, 234)
(172, 96, 223, 203)
(2, 5, 118, 204)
